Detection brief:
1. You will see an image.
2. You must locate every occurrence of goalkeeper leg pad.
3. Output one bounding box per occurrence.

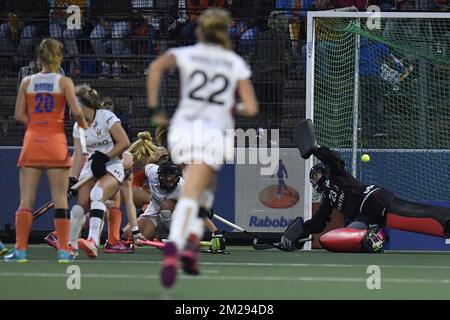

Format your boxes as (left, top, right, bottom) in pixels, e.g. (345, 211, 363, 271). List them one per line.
(386, 213, 445, 237)
(320, 227, 387, 253)
(386, 198, 450, 237)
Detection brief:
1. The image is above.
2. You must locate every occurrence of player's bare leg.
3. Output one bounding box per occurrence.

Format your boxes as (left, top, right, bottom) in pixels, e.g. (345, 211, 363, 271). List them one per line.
(132, 187, 152, 209)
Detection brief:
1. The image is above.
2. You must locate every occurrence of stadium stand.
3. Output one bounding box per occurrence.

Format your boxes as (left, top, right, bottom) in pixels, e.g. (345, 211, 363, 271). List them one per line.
(0, 0, 447, 146)
(0, 0, 305, 147)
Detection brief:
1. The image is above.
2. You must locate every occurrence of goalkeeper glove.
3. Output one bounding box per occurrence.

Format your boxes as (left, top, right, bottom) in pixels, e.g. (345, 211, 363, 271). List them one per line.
(211, 231, 226, 253)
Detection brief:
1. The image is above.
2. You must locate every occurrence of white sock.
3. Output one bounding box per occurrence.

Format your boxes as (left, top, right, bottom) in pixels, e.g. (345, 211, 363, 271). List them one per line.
(200, 189, 215, 209)
(88, 216, 104, 247)
(168, 198, 199, 250)
(189, 217, 205, 240)
(69, 205, 85, 250)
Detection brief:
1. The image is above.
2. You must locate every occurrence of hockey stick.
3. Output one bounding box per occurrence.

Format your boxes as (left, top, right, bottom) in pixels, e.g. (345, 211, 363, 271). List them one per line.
(252, 236, 312, 251)
(3, 127, 90, 234)
(31, 174, 93, 221)
(211, 213, 291, 252)
(137, 239, 165, 249)
(78, 127, 88, 156)
(137, 239, 214, 250)
(3, 174, 94, 236)
(139, 239, 223, 254)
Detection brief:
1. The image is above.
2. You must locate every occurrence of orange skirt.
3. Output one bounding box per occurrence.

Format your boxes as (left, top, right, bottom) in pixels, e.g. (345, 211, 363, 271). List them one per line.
(17, 130, 72, 168)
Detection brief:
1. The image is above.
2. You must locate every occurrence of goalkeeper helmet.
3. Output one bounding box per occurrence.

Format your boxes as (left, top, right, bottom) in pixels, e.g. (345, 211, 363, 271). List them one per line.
(309, 162, 328, 193)
(157, 162, 182, 191)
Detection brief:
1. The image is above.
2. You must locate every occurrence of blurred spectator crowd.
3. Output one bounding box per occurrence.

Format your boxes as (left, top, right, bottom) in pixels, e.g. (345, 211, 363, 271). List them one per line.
(1, 0, 448, 79)
(0, 0, 448, 145)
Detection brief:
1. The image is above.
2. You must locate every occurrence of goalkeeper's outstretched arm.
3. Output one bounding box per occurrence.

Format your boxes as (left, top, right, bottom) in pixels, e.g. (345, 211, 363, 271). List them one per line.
(313, 146, 346, 176)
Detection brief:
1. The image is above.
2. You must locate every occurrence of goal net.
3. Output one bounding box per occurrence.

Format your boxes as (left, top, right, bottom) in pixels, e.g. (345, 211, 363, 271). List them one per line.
(305, 11, 450, 212)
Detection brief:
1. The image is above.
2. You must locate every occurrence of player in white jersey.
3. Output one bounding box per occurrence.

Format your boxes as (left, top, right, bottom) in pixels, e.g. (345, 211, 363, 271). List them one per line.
(147, 8, 259, 287)
(68, 84, 130, 258)
(123, 162, 183, 240)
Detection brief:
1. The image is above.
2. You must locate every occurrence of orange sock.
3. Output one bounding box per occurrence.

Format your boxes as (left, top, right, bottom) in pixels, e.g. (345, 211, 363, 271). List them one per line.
(54, 219, 70, 250)
(108, 208, 122, 245)
(52, 231, 58, 237)
(15, 209, 33, 250)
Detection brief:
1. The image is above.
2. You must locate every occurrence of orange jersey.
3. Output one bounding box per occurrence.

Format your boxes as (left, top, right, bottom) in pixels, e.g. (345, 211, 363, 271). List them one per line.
(132, 168, 149, 190)
(17, 72, 71, 168)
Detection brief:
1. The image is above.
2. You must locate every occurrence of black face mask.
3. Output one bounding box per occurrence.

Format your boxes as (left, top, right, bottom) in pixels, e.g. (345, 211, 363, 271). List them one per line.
(309, 164, 328, 193)
(312, 176, 326, 194)
(158, 173, 179, 191)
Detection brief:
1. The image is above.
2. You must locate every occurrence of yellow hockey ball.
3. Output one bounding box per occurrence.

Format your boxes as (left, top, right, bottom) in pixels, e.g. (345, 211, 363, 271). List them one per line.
(361, 154, 370, 163)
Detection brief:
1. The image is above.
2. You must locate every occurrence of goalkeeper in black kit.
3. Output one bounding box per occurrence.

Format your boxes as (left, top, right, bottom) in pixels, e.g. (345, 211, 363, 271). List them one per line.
(281, 146, 450, 253)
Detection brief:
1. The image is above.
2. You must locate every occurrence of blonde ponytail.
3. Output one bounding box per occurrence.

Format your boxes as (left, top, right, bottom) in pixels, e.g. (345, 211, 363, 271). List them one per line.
(37, 38, 63, 73)
(75, 84, 103, 110)
(128, 131, 158, 165)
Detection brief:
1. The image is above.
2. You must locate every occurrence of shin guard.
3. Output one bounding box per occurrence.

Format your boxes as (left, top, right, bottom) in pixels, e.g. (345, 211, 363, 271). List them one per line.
(319, 228, 367, 253)
(320, 227, 387, 253)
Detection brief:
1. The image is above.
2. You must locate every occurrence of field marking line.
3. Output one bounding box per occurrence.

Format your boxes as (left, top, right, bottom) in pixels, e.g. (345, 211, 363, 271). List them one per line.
(1, 271, 450, 285)
(9, 259, 450, 270)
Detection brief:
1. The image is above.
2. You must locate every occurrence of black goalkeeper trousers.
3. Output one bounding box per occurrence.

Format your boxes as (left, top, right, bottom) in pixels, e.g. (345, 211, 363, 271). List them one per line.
(353, 188, 450, 238)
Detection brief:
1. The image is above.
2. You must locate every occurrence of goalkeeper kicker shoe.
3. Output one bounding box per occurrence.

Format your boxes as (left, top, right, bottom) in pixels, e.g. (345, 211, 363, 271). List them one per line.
(78, 238, 98, 258)
(4, 249, 27, 263)
(160, 241, 178, 288)
(181, 234, 200, 276)
(362, 226, 388, 253)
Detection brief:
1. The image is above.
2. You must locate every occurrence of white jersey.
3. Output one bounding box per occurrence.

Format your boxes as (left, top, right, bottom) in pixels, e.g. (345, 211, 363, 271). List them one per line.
(73, 109, 122, 163)
(74, 109, 125, 182)
(143, 164, 183, 215)
(168, 43, 251, 130)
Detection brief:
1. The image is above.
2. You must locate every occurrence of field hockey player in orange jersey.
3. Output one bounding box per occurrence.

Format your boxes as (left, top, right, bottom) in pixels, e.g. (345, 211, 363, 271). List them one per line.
(4, 38, 87, 263)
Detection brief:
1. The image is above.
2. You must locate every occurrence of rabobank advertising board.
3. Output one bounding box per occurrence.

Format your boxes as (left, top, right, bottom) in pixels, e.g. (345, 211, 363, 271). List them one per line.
(235, 148, 305, 232)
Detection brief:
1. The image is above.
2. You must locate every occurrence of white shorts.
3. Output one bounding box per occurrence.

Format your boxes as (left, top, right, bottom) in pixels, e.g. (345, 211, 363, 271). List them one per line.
(168, 119, 234, 171)
(140, 200, 159, 216)
(79, 159, 125, 183)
